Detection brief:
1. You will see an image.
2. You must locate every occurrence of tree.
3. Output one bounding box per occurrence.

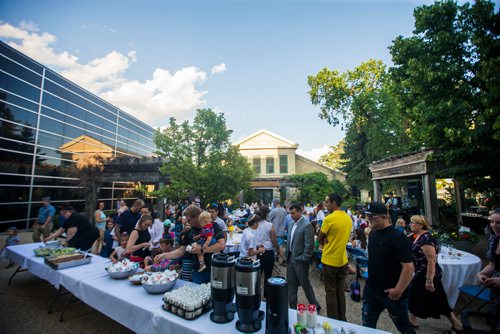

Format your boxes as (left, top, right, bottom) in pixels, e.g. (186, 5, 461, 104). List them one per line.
(289, 172, 349, 204)
(154, 108, 254, 206)
(389, 0, 500, 194)
(308, 0, 499, 197)
(308, 60, 408, 189)
(75, 154, 105, 221)
(318, 139, 348, 171)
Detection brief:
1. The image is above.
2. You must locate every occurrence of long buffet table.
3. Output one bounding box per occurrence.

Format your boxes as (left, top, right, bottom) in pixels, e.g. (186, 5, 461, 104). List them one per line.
(6, 243, 389, 334)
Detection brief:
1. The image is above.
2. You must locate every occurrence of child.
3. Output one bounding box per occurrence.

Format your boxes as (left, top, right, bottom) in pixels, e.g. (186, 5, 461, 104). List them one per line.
(396, 218, 407, 233)
(2, 227, 20, 268)
(110, 233, 128, 263)
(192, 211, 215, 272)
(144, 238, 178, 272)
(227, 219, 235, 238)
(163, 219, 175, 239)
(100, 220, 115, 258)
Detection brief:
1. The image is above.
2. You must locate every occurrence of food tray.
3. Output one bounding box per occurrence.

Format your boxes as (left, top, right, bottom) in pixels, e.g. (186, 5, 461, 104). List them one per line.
(44, 252, 92, 270)
(161, 301, 212, 321)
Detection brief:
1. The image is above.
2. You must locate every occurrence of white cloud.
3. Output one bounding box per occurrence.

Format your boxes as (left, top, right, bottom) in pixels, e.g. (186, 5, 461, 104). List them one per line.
(0, 22, 209, 126)
(100, 67, 207, 124)
(296, 145, 331, 162)
(81, 23, 116, 34)
(19, 20, 39, 32)
(211, 63, 227, 75)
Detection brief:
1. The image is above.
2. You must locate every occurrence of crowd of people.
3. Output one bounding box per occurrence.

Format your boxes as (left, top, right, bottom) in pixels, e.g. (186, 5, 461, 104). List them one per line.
(5, 194, 499, 333)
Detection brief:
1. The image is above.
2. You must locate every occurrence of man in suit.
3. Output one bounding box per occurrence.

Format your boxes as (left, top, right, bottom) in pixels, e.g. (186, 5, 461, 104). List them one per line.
(285, 202, 320, 311)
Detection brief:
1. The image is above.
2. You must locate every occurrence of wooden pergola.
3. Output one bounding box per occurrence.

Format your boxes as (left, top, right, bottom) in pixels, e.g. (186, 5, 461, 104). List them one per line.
(368, 149, 443, 225)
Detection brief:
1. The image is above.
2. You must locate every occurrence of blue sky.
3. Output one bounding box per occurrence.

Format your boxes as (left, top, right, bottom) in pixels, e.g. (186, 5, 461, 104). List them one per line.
(0, 0, 442, 161)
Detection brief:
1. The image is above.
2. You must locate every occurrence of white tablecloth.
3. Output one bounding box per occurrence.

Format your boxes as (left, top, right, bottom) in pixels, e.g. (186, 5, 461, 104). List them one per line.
(439, 246, 482, 308)
(224, 233, 242, 254)
(5, 242, 109, 289)
(5, 243, 390, 334)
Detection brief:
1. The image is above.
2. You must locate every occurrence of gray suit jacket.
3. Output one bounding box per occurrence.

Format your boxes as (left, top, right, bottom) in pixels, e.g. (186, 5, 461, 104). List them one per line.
(285, 216, 314, 264)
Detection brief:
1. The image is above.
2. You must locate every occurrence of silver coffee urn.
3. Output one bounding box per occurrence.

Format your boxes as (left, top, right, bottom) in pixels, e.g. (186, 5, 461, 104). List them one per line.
(235, 257, 265, 333)
(210, 253, 236, 323)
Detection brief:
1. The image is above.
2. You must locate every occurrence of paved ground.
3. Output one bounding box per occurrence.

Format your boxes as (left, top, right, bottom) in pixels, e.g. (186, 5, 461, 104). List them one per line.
(0, 231, 491, 334)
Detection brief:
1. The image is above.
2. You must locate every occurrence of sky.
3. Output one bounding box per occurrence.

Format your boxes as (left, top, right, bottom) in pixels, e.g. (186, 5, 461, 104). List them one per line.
(0, 0, 445, 161)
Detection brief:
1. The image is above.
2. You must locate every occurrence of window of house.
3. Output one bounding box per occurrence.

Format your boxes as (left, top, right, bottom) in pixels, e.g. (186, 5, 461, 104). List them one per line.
(253, 157, 261, 174)
(266, 156, 274, 174)
(279, 155, 288, 173)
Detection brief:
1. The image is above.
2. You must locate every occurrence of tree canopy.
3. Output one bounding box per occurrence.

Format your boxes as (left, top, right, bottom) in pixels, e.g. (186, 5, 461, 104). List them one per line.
(308, 0, 499, 197)
(318, 139, 348, 171)
(154, 108, 254, 205)
(290, 172, 349, 204)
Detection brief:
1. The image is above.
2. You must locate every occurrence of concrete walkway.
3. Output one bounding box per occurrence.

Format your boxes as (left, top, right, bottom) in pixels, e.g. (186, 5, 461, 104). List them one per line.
(0, 231, 491, 333)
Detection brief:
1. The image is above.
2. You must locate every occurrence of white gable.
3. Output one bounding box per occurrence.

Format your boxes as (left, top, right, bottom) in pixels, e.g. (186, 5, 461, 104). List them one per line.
(235, 129, 298, 149)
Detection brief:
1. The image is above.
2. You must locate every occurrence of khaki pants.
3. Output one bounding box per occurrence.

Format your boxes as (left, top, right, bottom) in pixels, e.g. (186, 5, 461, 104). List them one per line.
(32, 223, 53, 242)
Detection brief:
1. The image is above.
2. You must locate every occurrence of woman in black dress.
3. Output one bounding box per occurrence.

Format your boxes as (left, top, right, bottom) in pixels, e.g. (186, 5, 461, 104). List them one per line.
(407, 215, 462, 333)
(124, 214, 152, 266)
(45, 203, 99, 251)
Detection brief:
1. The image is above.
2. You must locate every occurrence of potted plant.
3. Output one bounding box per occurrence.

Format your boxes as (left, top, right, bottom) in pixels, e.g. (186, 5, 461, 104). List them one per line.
(433, 230, 479, 253)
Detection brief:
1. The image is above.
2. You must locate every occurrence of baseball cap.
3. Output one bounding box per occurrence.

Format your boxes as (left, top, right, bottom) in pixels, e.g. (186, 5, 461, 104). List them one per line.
(7, 226, 18, 232)
(364, 202, 387, 216)
(163, 219, 172, 227)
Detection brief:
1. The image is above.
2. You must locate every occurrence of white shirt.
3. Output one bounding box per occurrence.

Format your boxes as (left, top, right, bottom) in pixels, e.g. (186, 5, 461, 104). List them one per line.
(239, 227, 257, 258)
(256, 220, 273, 250)
(316, 210, 325, 221)
(289, 219, 300, 246)
(148, 219, 164, 248)
(214, 217, 228, 232)
(110, 228, 118, 249)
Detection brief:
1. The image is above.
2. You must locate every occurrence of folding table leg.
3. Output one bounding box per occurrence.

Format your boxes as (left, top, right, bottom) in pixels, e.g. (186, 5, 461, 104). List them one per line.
(48, 286, 63, 314)
(59, 294, 75, 322)
(8, 265, 27, 286)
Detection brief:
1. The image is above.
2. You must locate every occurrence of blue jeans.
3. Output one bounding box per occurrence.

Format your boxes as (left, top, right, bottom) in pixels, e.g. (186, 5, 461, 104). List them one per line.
(192, 270, 211, 284)
(362, 285, 416, 334)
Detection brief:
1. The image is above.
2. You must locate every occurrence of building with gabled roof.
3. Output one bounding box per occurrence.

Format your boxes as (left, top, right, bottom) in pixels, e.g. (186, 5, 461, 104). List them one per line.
(234, 129, 345, 204)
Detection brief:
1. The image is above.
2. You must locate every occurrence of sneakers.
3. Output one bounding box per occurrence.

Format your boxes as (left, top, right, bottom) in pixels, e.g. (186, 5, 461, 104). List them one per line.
(198, 262, 206, 272)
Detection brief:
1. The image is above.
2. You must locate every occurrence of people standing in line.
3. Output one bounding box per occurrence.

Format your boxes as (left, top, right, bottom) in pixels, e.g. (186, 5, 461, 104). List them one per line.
(285, 203, 321, 312)
(477, 208, 500, 332)
(114, 199, 144, 242)
(116, 197, 122, 211)
(269, 199, 288, 239)
(155, 205, 226, 284)
(239, 214, 265, 259)
(110, 233, 128, 263)
(94, 202, 107, 253)
(315, 202, 326, 228)
(44, 203, 99, 251)
(385, 191, 399, 226)
(407, 215, 462, 332)
(146, 207, 165, 257)
(124, 214, 152, 265)
(208, 204, 228, 242)
(3, 227, 20, 268)
(193, 211, 216, 272)
(100, 220, 115, 258)
(117, 200, 128, 216)
(32, 196, 56, 243)
(362, 202, 415, 334)
(255, 205, 282, 299)
(318, 194, 352, 321)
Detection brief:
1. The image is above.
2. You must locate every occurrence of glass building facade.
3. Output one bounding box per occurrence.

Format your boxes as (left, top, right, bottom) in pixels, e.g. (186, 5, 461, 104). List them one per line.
(0, 41, 155, 230)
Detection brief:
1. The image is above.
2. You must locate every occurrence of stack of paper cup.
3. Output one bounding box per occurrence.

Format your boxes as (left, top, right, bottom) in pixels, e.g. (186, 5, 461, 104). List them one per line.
(306, 304, 318, 328)
(297, 303, 306, 326)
